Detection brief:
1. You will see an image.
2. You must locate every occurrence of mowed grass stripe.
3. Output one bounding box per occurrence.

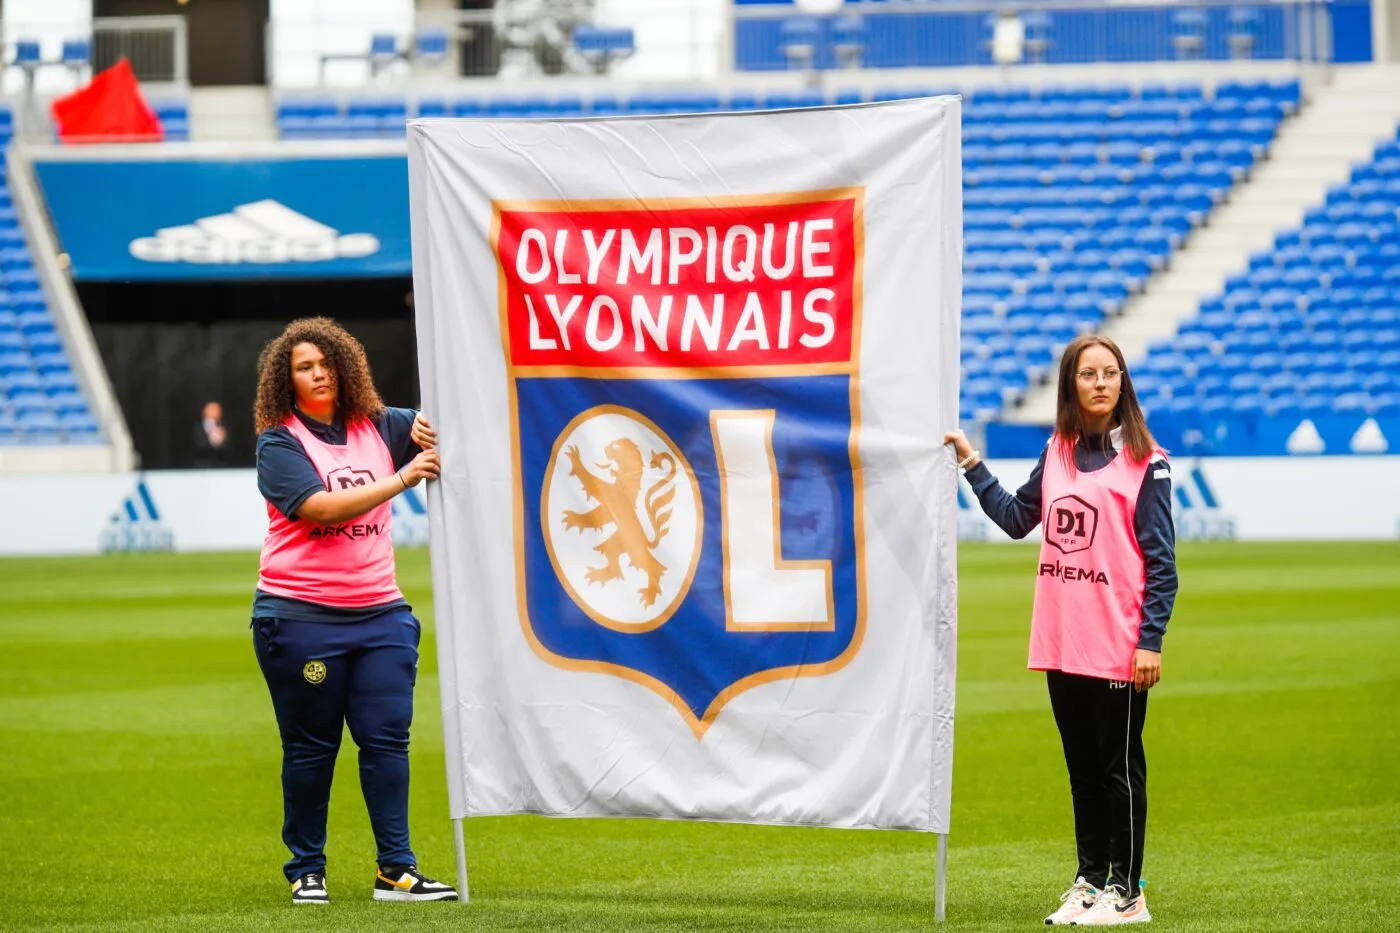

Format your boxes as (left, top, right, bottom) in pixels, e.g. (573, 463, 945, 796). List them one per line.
(0, 542, 1395, 931)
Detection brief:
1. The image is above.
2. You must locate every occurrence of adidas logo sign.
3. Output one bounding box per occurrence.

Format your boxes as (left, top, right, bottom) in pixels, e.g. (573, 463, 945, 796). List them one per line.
(1171, 464, 1236, 541)
(100, 477, 175, 553)
(129, 199, 380, 265)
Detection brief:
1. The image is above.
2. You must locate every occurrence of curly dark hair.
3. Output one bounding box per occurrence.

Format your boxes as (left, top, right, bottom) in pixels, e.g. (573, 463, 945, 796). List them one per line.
(254, 317, 385, 434)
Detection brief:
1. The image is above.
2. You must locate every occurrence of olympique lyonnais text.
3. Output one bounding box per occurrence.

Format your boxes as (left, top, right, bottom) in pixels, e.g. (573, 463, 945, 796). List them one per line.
(497, 197, 859, 369)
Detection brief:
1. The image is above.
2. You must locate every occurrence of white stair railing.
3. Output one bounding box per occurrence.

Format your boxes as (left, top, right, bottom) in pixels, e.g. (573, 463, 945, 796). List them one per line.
(5, 141, 136, 472)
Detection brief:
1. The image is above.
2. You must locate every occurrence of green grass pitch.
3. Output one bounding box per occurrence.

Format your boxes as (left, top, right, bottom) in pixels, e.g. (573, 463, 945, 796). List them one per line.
(1, 542, 1396, 931)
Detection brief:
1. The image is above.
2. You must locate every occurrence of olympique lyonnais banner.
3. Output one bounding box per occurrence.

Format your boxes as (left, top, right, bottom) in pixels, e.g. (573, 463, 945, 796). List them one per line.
(407, 98, 962, 831)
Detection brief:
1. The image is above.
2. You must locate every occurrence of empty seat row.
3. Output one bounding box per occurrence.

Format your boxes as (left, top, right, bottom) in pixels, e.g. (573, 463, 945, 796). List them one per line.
(1133, 128, 1399, 450)
(0, 159, 89, 447)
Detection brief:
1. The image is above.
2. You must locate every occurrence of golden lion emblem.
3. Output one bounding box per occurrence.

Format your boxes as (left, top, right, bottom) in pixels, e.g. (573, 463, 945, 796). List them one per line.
(561, 437, 677, 608)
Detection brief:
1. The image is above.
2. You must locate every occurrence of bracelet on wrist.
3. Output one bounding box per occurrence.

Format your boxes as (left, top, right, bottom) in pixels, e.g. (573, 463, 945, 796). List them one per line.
(398, 470, 408, 490)
(958, 450, 980, 471)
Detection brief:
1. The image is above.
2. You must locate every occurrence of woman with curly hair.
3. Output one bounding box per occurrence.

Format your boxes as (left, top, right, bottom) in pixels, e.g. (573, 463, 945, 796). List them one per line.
(251, 317, 456, 906)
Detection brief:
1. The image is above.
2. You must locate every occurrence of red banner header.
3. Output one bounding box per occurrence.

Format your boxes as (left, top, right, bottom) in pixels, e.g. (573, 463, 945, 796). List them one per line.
(496, 193, 861, 373)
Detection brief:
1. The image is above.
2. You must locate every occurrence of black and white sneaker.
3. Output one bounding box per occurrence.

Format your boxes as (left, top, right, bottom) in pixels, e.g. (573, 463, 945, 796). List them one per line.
(373, 864, 458, 902)
(290, 871, 329, 905)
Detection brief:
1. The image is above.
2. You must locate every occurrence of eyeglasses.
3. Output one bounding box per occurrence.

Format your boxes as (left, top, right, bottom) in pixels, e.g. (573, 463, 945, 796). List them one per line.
(1075, 368, 1124, 383)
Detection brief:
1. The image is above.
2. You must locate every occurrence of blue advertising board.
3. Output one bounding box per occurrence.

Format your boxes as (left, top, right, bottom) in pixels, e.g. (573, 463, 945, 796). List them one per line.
(34, 155, 411, 281)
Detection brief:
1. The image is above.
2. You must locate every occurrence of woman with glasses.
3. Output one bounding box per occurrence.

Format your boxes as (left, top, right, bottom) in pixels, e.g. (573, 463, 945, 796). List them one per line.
(946, 334, 1176, 927)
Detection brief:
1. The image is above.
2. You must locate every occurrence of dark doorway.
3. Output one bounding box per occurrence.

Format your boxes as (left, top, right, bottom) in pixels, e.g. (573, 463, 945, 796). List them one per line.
(458, 0, 499, 76)
(95, 0, 270, 86)
(78, 278, 419, 470)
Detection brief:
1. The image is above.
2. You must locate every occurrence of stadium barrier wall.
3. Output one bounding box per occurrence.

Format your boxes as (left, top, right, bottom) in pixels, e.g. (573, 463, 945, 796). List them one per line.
(2, 457, 1397, 556)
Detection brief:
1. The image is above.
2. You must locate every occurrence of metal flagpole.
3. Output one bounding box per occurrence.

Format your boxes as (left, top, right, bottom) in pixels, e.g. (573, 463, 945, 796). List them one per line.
(453, 818, 471, 903)
(935, 833, 948, 922)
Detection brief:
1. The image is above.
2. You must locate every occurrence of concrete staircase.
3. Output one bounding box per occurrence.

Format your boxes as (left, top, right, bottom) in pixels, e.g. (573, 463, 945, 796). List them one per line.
(187, 86, 275, 142)
(1011, 63, 1400, 423)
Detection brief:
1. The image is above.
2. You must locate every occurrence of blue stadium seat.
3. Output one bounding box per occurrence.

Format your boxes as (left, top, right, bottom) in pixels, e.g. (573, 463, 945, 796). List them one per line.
(417, 28, 449, 63)
(48, 389, 86, 416)
(257, 78, 1293, 427)
(0, 353, 32, 378)
(348, 98, 408, 119)
(278, 98, 339, 119)
(41, 370, 78, 394)
(552, 96, 587, 117)
(31, 350, 68, 374)
(1136, 110, 1399, 451)
(725, 92, 761, 111)
(57, 411, 98, 433)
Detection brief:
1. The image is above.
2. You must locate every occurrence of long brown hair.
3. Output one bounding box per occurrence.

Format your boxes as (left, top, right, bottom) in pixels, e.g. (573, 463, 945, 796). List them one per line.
(1053, 334, 1156, 466)
(254, 317, 385, 434)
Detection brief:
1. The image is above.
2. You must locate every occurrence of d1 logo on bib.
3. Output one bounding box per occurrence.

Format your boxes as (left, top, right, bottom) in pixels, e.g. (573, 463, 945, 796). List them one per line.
(327, 466, 375, 490)
(1046, 494, 1098, 554)
(499, 190, 867, 737)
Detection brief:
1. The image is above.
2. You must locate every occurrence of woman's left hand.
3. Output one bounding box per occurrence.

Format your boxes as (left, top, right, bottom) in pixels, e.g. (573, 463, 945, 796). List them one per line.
(411, 412, 437, 450)
(1131, 648, 1161, 692)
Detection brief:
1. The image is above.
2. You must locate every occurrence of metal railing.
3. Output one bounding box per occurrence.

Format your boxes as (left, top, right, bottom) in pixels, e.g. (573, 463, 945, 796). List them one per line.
(733, 0, 1333, 72)
(1, 16, 187, 141)
(1, 15, 187, 87)
(92, 15, 188, 85)
(267, 0, 719, 88)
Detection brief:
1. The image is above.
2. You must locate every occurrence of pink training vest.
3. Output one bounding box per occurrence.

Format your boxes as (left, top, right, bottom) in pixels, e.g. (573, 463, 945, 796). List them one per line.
(257, 414, 403, 608)
(1028, 435, 1165, 681)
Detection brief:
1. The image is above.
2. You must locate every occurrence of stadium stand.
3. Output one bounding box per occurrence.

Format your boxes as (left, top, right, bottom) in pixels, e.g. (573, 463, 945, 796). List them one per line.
(1133, 124, 1400, 453)
(0, 103, 107, 446)
(0, 72, 182, 447)
(150, 100, 191, 142)
(274, 79, 1300, 424)
(734, 4, 1310, 70)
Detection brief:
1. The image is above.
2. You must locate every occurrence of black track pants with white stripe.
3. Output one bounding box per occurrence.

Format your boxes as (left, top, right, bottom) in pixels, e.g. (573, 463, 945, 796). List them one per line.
(1046, 670, 1148, 895)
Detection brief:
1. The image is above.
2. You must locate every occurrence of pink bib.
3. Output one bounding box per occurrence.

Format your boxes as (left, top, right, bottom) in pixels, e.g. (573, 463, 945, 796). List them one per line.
(257, 414, 402, 608)
(1028, 436, 1163, 681)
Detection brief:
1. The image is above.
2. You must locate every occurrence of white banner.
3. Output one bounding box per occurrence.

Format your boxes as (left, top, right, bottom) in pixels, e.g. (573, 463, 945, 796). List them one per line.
(407, 100, 963, 831)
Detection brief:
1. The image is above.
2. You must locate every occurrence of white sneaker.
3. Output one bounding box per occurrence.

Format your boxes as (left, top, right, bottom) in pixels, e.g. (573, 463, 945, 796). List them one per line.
(1044, 877, 1099, 925)
(1073, 884, 1151, 925)
(290, 871, 329, 905)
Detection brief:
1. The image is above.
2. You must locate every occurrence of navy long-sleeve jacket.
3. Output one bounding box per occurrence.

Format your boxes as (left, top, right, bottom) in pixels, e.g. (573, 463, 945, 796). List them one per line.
(963, 428, 1178, 651)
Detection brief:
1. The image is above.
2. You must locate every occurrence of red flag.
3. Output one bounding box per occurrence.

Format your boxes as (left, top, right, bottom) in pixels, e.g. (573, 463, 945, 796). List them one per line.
(51, 58, 163, 144)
